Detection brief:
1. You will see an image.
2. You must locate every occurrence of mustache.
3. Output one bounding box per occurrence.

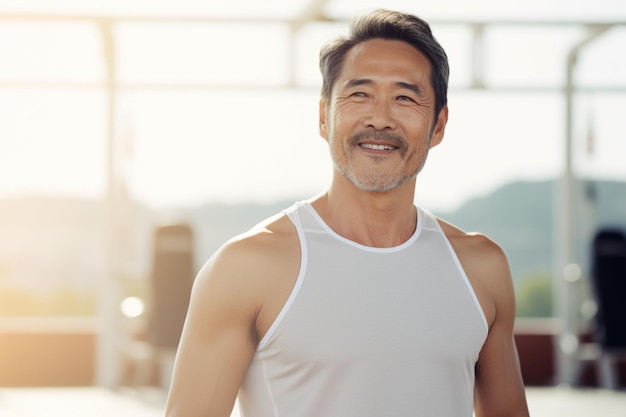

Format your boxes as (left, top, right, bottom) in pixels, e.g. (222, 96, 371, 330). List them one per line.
(348, 130, 408, 152)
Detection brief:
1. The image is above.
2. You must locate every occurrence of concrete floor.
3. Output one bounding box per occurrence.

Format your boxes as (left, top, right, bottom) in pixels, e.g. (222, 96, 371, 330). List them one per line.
(0, 386, 625, 416)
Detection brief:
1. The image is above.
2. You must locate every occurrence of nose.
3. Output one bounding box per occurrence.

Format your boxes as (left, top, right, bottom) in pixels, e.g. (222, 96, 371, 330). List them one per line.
(364, 99, 397, 130)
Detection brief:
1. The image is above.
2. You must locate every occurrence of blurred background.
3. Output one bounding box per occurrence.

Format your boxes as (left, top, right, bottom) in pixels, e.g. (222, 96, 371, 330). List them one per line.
(0, 0, 625, 415)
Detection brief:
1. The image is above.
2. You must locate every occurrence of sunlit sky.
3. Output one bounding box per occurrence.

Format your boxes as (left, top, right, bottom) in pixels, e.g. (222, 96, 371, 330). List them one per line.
(1, 0, 625, 212)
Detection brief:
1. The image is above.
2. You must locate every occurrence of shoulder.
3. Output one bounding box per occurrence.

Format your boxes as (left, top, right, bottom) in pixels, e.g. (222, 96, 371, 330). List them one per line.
(197, 211, 299, 288)
(435, 216, 514, 327)
(220, 211, 297, 259)
(435, 217, 507, 263)
(189, 211, 300, 318)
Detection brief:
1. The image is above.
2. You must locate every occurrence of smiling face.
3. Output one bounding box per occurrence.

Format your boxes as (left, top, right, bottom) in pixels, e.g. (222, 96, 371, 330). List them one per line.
(320, 38, 448, 193)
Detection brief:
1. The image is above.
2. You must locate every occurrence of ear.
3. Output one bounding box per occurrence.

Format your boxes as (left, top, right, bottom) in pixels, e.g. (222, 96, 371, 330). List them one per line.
(429, 105, 448, 149)
(319, 99, 328, 140)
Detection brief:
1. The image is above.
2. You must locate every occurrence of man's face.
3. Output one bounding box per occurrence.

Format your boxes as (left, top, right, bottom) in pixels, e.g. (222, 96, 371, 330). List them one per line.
(320, 38, 447, 193)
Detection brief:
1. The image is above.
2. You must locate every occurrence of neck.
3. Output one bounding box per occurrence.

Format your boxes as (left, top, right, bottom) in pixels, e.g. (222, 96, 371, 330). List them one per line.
(311, 175, 418, 248)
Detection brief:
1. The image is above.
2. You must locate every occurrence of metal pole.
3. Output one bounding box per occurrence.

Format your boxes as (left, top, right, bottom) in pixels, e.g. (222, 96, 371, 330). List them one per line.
(471, 23, 485, 90)
(554, 24, 612, 386)
(96, 19, 122, 388)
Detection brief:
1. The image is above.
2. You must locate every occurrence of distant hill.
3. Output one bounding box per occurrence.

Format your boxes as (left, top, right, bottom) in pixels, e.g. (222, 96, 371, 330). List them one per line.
(1, 178, 625, 293)
(438, 179, 626, 283)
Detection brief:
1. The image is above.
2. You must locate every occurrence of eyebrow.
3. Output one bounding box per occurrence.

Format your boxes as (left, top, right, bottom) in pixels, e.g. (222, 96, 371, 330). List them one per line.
(344, 78, 425, 96)
(396, 81, 424, 97)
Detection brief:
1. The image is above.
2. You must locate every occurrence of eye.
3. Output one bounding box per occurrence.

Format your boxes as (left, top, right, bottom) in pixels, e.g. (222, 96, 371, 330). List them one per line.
(397, 95, 416, 102)
(351, 92, 368, 98)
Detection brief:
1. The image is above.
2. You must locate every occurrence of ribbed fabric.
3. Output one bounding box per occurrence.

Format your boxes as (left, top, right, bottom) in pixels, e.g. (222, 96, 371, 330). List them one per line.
(238, 201, 488, 417)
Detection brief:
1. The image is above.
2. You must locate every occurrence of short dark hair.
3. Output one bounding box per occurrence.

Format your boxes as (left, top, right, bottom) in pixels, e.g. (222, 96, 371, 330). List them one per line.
(319, 9, 449, 116)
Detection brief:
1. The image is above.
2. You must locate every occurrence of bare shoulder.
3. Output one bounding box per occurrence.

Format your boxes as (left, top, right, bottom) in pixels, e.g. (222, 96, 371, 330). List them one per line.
(191, 211, 301, 339)
(214, 211, 297, 265)
(435, 217, 514, 326)
(195, 211, 299, 292)
(436, 217, 508, 264)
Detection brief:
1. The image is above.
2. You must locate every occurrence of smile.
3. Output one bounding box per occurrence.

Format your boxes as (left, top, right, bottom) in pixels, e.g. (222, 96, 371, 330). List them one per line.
(359, 143, 398, 151)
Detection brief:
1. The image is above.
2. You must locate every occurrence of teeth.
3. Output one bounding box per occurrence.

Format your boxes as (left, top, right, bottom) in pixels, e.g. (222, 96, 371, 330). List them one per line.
(360, 143, 395, 150)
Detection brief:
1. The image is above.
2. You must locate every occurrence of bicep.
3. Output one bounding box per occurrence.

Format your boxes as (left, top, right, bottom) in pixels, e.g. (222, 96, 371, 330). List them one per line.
(473, 246, 529, 417)
(474, 320, 527, 416)
(165, 252, 259, 417)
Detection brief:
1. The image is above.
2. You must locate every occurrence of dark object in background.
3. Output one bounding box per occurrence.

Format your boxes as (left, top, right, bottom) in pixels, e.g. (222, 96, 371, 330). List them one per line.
(591, 228, 626, 350)
(149, 224, 195, 349)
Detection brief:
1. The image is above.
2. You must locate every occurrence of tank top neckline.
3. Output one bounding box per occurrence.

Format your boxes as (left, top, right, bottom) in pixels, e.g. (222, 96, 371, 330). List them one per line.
(298, 201, 424, 253)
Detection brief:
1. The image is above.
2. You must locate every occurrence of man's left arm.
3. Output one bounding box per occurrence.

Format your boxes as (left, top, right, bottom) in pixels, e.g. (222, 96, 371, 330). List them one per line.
(473, 240, 530, 417)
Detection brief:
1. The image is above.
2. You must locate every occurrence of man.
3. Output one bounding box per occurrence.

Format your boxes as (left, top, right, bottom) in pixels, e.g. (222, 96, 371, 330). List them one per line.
(166, 9, 529, 417)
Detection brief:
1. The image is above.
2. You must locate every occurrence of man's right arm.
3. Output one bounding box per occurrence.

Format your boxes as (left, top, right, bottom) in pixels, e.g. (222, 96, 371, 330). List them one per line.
(164, 238, 264, 417)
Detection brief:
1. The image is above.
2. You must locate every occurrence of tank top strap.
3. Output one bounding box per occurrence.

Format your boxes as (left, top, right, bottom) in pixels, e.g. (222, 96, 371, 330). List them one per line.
(283, 200, 327, 233)
(282, 201, 304, 230)
(417, 207, 442, 232)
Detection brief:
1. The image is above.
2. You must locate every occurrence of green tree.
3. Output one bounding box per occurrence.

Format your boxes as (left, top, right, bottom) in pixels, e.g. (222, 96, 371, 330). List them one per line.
(516, 273, 553, 318)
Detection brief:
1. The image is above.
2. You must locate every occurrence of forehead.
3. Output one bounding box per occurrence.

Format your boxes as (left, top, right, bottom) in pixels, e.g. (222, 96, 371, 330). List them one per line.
(336, 38, 433, 92)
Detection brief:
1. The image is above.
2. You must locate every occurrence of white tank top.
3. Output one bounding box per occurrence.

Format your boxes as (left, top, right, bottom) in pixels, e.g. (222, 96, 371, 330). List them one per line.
(238, 201, 488, 417)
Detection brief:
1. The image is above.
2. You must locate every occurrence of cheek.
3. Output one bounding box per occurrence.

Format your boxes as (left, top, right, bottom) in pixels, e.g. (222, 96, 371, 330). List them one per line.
(330, 101, 363, 127)
(405, 135, 431, 162)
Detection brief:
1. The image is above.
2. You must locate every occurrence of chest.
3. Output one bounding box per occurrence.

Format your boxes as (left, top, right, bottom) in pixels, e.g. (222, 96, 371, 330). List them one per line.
(264, 236, 487, 369)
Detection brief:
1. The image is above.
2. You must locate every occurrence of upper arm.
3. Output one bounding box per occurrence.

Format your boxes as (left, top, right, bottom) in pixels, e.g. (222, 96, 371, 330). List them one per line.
(467, 237, 529, 417)
(164, 240, 264, 417)
(442, 221, 529, 417)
